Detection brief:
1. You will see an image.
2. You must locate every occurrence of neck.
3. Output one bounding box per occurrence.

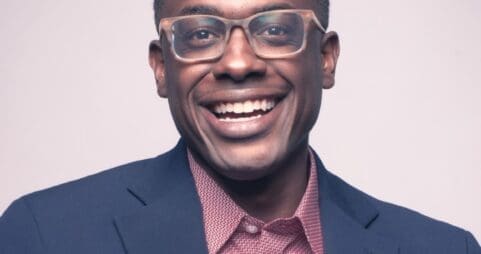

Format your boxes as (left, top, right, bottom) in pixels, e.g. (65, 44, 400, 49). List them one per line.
(211, 143, 311, 222)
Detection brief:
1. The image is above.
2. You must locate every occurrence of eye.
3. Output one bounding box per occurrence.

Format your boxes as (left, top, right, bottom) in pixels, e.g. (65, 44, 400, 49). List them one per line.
(180, 27, 222, 49)
(185, 28, 220, 42)
(265, 26, 287, 36)
(257, 24, 290, 37)
(254, 24, 296, 46)
(190, 29, 215, 40)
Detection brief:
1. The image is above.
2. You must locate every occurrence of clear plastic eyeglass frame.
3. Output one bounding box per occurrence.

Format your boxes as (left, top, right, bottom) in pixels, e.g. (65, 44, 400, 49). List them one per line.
(158, 9, 326, 63)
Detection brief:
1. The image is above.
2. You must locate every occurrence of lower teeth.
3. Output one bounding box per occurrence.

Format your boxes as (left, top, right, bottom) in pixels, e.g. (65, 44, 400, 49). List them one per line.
(219, 114, 262, 122)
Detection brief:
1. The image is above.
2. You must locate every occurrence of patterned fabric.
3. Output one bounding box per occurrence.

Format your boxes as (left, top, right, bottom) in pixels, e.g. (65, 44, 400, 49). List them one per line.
(188, 150, 324, 254)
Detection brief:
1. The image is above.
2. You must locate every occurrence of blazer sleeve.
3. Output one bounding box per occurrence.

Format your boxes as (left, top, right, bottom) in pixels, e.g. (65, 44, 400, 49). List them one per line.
(0, 197, 46, 254)
(466, 230, 481, 254)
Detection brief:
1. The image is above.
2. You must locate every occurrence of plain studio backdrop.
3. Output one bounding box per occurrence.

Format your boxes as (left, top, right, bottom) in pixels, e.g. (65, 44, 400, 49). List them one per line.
(1, 0, 480, 240)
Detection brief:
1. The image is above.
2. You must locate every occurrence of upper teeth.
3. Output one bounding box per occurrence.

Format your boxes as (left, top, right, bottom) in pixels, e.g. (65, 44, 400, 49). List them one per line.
(213, 99, 276, 114)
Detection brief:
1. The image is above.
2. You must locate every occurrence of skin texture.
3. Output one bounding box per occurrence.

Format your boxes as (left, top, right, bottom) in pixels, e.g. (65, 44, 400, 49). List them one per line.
(149, 0, 339, 221)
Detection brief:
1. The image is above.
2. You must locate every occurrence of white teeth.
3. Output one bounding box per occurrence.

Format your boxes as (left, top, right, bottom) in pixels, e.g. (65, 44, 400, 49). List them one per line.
(261, 99, 267, 111)
(267, 100, 274, 109)
(213, 99, 276, 115)
(219, 114, 262, 122)
(233, 102, 243, 114)
(226, 103, 234, 113)
(243, 100, 254, 113)
(253, 100, 261, 110)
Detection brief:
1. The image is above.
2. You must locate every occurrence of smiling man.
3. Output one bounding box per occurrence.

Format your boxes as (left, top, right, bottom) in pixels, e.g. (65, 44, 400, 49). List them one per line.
(0, 0, 480, 253)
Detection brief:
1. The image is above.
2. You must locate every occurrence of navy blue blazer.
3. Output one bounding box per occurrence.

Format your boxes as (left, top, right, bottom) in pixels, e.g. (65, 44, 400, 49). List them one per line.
(1, 140, 480, 253)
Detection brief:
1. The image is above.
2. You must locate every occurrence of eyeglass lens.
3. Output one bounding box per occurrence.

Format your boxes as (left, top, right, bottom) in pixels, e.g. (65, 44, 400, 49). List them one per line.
(171, 12, 304, 60)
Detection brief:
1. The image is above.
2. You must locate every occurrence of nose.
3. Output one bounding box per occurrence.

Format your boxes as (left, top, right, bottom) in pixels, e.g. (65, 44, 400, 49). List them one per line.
(212, 28, 267, 82)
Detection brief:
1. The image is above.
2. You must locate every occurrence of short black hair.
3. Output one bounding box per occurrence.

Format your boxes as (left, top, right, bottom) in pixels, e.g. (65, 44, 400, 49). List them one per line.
(153, 0, 330, 33)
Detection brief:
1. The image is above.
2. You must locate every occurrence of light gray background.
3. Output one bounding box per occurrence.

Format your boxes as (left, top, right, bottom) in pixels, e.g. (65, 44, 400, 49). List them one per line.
(1, 0, 480, 240)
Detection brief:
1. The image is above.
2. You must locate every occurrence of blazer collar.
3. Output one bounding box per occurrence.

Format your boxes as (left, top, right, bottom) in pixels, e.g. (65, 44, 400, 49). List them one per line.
(115, 140, 399, 254)
(115, 140, 208, 254)
(314, 153, 400, 253)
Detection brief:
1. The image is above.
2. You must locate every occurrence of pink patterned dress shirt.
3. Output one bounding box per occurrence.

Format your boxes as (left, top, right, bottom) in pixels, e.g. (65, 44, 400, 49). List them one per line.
(187, 150, 324, 254)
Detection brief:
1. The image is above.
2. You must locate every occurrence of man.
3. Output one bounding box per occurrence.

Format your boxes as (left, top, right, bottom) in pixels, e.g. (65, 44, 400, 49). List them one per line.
(0, 0, 479, 253)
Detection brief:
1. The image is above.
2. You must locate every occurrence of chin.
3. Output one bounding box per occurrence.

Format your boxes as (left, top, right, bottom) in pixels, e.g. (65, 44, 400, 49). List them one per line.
(216, 164, 274, 181)
(208, 143, 285, 181)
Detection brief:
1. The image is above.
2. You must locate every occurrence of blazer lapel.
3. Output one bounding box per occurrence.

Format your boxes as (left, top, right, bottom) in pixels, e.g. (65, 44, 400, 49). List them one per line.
(114, 140, 208, 254)
(315, 155, 401, 254)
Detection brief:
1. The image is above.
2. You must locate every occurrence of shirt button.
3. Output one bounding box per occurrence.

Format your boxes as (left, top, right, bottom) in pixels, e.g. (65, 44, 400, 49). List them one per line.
(245, 224, 259, 234)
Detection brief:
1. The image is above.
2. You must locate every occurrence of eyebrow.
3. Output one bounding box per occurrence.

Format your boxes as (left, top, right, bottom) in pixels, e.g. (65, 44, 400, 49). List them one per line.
(178, 5, 222, 16)
(256, 3, 295, 13)
(178, 3, 295, 17)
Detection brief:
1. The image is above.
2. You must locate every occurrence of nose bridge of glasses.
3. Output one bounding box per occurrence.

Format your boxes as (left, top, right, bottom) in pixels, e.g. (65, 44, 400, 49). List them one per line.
(223, 19, 256, 54)
(213, 23, 267, 82)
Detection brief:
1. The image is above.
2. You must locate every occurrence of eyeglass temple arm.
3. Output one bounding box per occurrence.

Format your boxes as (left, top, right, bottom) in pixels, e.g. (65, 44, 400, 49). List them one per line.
(311, 13, 326, 33)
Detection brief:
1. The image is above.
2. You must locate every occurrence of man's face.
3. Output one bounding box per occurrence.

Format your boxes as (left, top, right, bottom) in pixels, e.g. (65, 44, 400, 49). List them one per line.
(150, 0, 339, 180)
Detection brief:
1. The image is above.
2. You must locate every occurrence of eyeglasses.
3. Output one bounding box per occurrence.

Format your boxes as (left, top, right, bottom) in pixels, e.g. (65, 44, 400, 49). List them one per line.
(159, 9, 325, 63)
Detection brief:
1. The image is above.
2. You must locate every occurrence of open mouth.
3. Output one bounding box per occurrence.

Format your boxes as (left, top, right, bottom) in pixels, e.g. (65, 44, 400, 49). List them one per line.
(207, 98, 278, 122)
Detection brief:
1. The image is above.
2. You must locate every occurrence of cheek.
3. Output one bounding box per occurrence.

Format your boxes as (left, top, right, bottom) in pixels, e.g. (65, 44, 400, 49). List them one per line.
(164, 61, 211, 109)
(163, 61, 213, 137)
(269, 53, 323, 135)
(299, 56, 323, 124)
(296, 49, 323, 105)
(271, 52, 323, 104)
(162, 47, 211, 96)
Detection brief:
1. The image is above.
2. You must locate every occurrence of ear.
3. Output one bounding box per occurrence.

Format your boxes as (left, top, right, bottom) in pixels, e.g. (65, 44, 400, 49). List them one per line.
(320, 32, 340, 89)
(149, 40, 167, 98)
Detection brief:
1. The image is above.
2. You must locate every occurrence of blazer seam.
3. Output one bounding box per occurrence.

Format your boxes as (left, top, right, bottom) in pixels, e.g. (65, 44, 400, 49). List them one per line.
(21, 197, 48, 253)
(466, 230, 469, 254)
(464, 230, 478, 254)
(466, 230, 472, 254)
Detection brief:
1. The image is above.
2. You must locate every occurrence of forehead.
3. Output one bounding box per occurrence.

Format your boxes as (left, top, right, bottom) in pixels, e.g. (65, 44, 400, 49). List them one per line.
(160, 0, 317, 19)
